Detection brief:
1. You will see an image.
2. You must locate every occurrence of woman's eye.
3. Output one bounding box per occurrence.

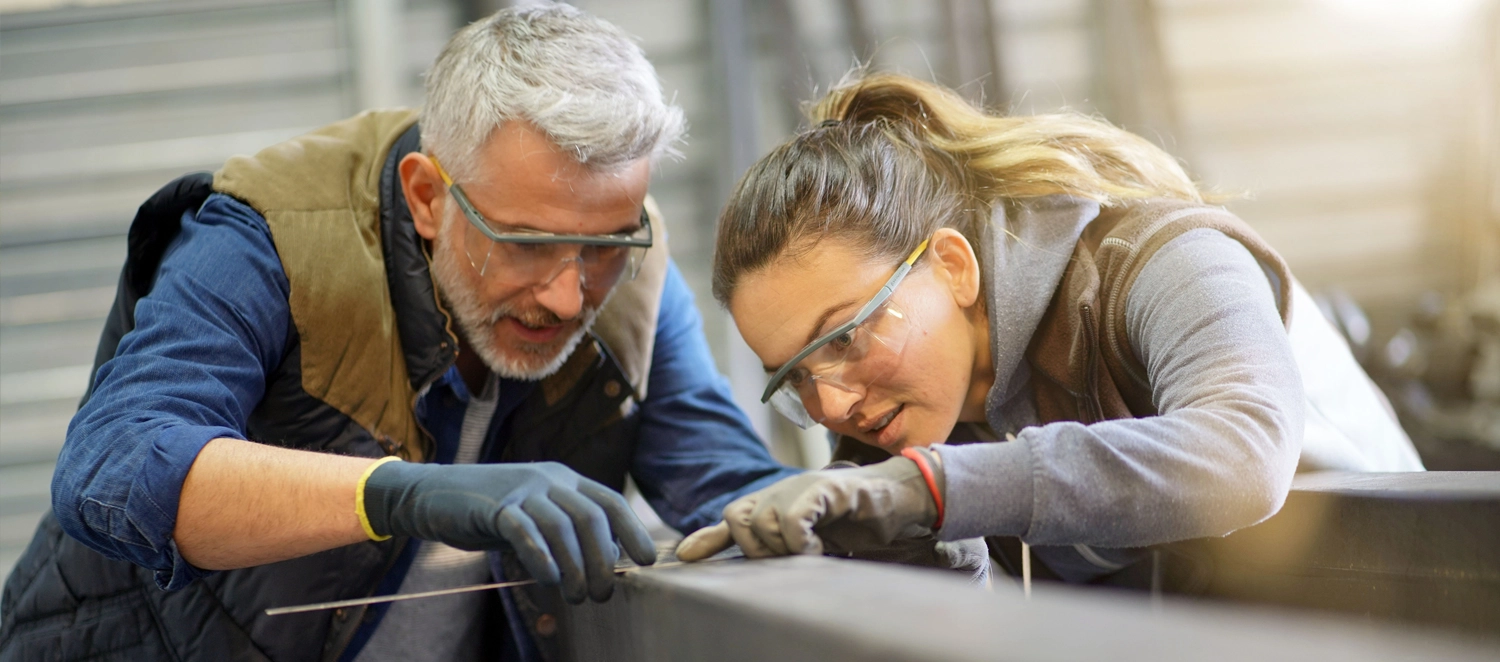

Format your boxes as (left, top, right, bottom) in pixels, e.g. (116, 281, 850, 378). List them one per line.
(830, 331, 855, 351)
(785, 368, 810, 386)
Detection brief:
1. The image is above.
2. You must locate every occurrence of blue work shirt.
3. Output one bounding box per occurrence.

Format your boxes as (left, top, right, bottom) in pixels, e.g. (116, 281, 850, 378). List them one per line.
(54, 193, 796, 593)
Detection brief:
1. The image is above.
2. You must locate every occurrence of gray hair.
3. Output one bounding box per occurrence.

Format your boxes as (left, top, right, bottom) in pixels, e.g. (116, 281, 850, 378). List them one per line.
(421, 4, 685, 178)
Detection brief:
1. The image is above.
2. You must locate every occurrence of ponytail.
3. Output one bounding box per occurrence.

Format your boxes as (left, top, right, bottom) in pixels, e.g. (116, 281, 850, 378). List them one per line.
(816, 73, 1201, 204)
(712, 72, 1203, 307)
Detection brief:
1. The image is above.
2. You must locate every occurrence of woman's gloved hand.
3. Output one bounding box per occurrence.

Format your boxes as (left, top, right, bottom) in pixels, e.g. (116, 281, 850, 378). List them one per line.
(361, 460, 657, 604)
(846, 535, 991, 584)
(676, 451, 942, 561)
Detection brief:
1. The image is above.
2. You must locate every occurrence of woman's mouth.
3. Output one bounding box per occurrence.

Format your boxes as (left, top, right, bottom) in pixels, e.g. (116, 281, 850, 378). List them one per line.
(505, 317, 566, 343)
(862, 404, 905, 447)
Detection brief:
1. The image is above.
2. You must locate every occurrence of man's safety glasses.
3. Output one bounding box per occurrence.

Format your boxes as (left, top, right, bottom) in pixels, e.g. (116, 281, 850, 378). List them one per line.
(431, 157, 653, 292)
(761, 239, 930, 428)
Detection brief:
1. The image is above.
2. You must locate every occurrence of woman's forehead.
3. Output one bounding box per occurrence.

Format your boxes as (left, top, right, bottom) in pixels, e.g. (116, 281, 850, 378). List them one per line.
(729, 240, 895, 367)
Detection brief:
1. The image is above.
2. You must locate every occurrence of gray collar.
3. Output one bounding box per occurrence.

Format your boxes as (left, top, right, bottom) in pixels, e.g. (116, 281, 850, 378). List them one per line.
(982, 195, 1100, 430)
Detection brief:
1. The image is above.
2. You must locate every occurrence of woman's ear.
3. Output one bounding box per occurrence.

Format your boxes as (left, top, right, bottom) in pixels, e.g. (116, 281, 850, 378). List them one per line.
(400, 153, 445, 241)
(929, 228, 981, 309)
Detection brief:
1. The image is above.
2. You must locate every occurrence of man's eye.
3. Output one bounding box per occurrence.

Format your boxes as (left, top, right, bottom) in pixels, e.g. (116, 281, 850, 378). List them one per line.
(585, 245, 625, 261)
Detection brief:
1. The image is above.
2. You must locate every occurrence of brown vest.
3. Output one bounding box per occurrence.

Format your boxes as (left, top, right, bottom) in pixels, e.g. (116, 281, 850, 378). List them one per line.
(1027, 199, 1293, 425)
(833, 198, 1293, 462)
(213, 109, 669, 463)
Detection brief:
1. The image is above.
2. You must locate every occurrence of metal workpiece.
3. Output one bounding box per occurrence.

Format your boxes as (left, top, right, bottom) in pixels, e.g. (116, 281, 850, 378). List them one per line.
(1188, 471, 1500, 636)
(553, 554, 1495, 662)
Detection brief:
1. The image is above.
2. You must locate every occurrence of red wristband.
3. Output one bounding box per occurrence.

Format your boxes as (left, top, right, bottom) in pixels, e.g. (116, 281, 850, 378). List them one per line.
(900, 447, 944, 530)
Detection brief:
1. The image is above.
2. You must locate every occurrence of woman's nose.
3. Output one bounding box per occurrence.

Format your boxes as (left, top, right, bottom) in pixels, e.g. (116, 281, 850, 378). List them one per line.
(812, 380, 861, 424)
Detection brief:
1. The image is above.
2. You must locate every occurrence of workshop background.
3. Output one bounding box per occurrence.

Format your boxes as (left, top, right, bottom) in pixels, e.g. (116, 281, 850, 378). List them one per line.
(1, 0, 1497, 583)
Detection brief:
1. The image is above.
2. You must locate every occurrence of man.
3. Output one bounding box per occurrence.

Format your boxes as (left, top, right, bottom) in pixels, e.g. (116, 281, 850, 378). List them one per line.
(0, 6, 794, 661)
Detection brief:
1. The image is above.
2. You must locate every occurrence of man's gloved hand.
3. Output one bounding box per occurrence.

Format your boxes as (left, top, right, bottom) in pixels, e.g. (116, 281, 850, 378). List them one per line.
(676, 451, 940, 561)
(361, 460, 657, 604)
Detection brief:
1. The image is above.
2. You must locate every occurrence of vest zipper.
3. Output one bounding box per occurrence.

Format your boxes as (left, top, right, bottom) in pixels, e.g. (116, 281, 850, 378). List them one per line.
(324, 536, 411, 662)
(405, 358, 455, 462)
(327, 362, 453, 659)
(1079, 303, 1105, 423)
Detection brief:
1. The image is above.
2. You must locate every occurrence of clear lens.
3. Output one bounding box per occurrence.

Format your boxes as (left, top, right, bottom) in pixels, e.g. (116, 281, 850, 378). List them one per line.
(769, 387, 819, 429)
(462, 220, 646, 290)
(770, 302, 913, 427)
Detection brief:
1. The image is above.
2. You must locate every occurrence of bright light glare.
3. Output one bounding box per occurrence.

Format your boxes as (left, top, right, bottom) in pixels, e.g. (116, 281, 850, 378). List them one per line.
(1319, 0, 1487, 24)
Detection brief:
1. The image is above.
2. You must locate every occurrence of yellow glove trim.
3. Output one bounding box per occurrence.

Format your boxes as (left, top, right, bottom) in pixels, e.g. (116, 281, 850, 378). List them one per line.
(356, 456, 403, 541)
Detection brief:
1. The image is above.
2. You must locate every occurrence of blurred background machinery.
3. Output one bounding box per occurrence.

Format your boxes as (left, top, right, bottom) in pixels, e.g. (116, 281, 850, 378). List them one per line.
(2, 0, 1497, 582)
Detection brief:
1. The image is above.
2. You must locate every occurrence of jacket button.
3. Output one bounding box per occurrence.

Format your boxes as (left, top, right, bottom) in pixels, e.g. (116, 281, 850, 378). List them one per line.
(334, 608, 347, 620)
(535, 613, 558, 637)
(603, 380, 621, 398)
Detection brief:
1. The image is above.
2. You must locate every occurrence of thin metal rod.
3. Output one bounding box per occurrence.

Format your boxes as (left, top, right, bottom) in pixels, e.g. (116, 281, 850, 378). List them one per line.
(1021, 541, 1031, 600)
(1150, 549, 1162, 612)
(264, 559, 703, 616)
(266, 578, 539, 616)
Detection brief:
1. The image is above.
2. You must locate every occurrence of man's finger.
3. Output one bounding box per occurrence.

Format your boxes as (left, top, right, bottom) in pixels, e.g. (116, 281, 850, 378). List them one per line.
(550, 487, 619, 603)
(523, 495, 589, 604)
(496, 506, 560, 585)
(577, 480, 657, 567)
(675, 521, 732, 562)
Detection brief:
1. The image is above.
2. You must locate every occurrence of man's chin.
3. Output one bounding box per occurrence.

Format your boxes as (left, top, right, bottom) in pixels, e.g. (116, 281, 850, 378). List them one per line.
(478, 324, 589, 381)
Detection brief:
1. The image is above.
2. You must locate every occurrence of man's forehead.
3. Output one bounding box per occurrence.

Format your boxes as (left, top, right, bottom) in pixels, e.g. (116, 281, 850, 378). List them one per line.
(474, 124, 647, 188)
(462, 123, 652, 234)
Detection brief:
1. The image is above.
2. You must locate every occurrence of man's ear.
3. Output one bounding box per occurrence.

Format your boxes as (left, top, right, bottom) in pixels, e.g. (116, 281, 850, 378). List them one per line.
(929, 228, 981, 309)
(400, 153, 445, 241)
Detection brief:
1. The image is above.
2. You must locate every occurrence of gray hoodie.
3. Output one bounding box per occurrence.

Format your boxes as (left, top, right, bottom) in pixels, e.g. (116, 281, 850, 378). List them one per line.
(930, 196, 1419, 581)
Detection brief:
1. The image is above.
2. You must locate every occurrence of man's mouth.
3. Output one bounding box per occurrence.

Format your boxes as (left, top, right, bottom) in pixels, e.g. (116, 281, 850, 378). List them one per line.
(504, 317, 567, 343)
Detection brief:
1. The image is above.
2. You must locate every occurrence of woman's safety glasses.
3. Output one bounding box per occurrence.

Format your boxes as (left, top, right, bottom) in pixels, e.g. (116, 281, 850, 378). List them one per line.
(761, 239, 930, 428)
(431, 157, 653, 292)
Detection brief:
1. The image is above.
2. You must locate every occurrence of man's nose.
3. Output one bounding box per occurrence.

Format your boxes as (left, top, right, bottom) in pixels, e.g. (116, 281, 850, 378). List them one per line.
(532, 258, 585, 321)
(812, 380, 861, 424)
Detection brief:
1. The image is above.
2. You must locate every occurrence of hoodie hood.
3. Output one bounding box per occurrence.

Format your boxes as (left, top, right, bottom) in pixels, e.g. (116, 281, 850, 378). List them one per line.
(981, 195, 1101, 431)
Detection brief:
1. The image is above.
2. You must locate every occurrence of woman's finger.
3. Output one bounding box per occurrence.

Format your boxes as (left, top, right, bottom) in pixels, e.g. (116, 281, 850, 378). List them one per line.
(747, 498, 791, 556)
(723, 498, 778, 558)
(675, 521, 732, 562)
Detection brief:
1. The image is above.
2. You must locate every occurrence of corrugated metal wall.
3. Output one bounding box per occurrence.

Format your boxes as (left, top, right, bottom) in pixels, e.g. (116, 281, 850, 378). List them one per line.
(0, 0, 457, 582)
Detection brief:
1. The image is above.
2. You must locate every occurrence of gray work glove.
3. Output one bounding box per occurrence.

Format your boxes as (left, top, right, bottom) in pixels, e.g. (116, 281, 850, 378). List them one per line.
(363, 461, 657, 604)
(676, 453, 940, 561)
(847, 536, 991, 585)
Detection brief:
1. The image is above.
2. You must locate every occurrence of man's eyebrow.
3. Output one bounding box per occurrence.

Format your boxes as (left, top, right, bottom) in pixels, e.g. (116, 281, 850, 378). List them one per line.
(486, 214, 641, 236)
(594, 208, 647, 235)
(761, 297, 861, 373)
(468, 194, 645, 235)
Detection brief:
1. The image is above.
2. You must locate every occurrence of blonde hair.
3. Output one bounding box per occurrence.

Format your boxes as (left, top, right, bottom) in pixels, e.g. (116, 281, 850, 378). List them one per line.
(711, 72, 1203, 305)
(812, 73, 1202, 204)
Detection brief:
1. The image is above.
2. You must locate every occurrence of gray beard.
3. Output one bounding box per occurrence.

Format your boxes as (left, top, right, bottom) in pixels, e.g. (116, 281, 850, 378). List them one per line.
(429, 225, 600, 381)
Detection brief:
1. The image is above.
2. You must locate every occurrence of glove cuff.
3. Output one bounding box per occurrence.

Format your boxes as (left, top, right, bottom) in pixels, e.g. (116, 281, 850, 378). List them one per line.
(900, 447, 945, 530)
(356, 456, 404, 541)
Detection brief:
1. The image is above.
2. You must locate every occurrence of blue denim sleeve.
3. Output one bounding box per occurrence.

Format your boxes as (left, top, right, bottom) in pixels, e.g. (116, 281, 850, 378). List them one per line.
(629, 262, 800, 533)
(54, 194, 291, 590)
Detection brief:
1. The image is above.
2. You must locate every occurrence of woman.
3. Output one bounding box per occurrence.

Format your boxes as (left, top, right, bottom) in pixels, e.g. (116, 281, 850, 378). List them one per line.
(676, 73, 1423, 583)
